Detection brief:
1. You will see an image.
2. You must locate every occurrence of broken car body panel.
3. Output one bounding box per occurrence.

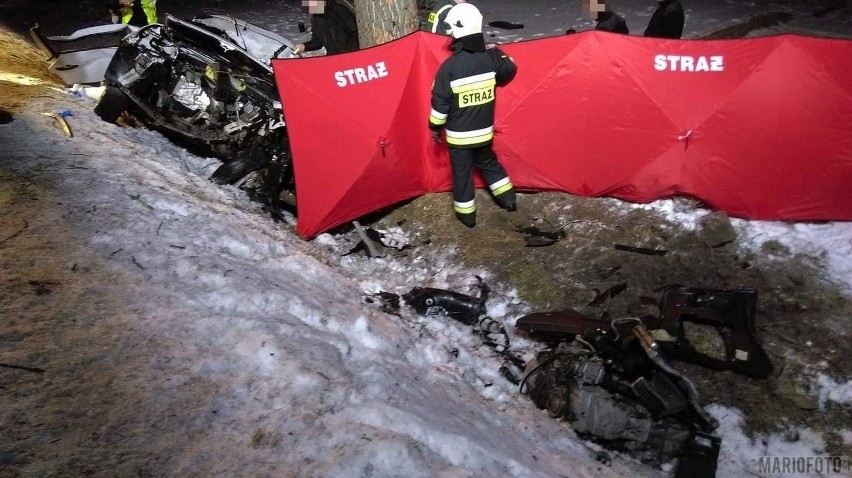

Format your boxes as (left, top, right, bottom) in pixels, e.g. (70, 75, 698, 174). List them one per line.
(402, 283, 489, 326)
(29, 23, 133, 85)
(516, 287, 774, 378)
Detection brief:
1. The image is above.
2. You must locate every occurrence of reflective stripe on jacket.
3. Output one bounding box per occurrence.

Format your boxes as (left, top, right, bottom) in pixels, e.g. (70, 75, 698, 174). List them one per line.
(429, 35, 517, 149)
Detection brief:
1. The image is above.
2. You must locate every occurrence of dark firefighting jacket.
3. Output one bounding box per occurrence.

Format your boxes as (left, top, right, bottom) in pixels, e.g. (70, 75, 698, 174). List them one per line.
(429, 34, 517, 148)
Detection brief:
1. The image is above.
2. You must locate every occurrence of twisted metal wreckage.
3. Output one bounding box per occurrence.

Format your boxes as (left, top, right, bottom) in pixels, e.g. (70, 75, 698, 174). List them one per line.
(29, 14, 300, 211)
(366, 282, 776, 478)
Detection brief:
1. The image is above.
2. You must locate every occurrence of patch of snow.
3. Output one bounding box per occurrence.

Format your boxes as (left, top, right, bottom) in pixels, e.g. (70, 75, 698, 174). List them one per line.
(709, 404, 830, 478)
(818, 374, 852, 407)
(732, 219, 852, 293)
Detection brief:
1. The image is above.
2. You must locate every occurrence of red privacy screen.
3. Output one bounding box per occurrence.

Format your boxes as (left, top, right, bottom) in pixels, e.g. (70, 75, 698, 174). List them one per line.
(273, 31, 852, 238)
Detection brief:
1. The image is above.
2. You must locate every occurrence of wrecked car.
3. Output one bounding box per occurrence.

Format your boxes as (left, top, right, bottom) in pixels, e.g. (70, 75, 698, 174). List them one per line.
(94, 14, 297, 208)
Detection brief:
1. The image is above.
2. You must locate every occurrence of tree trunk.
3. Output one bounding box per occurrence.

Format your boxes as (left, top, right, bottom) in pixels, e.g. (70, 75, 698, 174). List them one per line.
(355, 0, 420, 48)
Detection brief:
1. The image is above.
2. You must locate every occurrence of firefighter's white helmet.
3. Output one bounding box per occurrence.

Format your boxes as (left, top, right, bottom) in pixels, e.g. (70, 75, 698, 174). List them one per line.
(445, 3, 483, 39)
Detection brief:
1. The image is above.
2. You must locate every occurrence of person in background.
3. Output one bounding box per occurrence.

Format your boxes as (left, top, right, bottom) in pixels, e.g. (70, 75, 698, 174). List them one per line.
(428, 3, 517, 228)
(292, 0, 359, 56)
(108, 0, 157, 27)
(427, 0, 466, 35)
(584, 0, 629, 34)
(643, 0, 684, 39)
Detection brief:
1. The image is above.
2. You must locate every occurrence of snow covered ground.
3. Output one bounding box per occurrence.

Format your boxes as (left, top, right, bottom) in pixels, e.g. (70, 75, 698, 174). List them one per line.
(2, 1, 851, 476)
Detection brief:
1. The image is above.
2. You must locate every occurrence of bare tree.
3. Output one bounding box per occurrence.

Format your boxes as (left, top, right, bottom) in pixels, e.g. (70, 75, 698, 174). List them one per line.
(354, 0, 420, 48)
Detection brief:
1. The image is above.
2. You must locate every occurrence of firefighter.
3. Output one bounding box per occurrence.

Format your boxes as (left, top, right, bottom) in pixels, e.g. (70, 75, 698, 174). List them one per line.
(108, 0, 158, 27)
(427, 0, 465, 35)
(428, 3, 517, 228)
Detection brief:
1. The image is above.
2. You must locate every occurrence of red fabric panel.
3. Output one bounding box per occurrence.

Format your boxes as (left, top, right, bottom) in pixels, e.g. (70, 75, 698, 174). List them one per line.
(274, 31, 852, 239)
(273, 33, 448, 237)
(679, 36, 852, 220)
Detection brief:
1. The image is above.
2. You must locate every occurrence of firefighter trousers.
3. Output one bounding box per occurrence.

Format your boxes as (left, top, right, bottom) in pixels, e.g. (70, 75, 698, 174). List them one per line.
(449, 144, 516, 226)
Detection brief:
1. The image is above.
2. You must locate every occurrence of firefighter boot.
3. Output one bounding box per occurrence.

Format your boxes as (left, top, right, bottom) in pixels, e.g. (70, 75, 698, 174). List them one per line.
(456, 211, 476, 228)
(495, 188, 517, 212)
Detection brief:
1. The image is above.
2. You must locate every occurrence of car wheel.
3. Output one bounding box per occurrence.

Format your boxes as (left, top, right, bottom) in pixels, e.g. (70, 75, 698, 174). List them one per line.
(210, 148, 268, 185)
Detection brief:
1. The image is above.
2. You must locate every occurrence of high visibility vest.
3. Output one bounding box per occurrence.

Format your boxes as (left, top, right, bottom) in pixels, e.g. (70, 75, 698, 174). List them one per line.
(120, 0, 158, 25)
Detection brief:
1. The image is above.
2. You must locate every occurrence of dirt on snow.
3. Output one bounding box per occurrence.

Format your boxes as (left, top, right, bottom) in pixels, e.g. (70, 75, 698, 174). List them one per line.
(371, 189, 852, 454)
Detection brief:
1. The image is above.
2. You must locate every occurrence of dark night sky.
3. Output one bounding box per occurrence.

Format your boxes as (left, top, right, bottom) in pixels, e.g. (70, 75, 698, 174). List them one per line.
(0, 0, 300, 36)
(1, 0, 110, 36)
